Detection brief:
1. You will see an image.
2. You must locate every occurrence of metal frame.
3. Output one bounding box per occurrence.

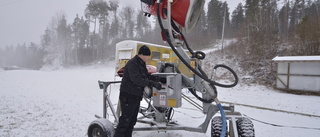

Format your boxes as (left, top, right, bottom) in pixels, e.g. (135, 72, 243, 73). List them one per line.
(98, 81, 121, 121)
(97, 81, 242, 137)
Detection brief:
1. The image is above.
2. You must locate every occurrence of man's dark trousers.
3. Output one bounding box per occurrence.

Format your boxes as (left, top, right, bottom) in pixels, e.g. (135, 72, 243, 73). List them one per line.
(114, 92, 141, 137)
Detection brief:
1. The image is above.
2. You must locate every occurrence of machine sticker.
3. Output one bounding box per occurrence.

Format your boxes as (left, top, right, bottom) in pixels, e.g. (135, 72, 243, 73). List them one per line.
(160, 84, 168, 92)
(162, 53, 170, 59)
(168, 99, 177, 107)
(159, 94, 167, 106)
(190, 61, 196, 74)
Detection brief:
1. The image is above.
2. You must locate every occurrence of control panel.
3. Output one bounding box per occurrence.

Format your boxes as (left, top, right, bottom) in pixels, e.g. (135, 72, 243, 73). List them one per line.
(152, 73, 182, 108)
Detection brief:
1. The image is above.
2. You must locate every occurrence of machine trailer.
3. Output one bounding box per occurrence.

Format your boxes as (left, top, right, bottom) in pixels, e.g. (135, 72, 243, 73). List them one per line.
(87, 0, 255, 137)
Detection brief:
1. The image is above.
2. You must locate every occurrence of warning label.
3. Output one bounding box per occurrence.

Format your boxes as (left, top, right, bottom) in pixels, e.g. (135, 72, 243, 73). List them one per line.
(159, 94, 166, 106)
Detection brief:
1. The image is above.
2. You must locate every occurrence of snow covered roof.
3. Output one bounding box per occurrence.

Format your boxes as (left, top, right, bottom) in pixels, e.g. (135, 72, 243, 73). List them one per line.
(272, 56, 320, 62)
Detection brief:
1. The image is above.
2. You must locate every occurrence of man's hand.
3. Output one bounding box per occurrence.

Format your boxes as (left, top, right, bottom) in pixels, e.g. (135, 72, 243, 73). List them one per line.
(150, 81, 162, 90)
(149, 75, 160, 82)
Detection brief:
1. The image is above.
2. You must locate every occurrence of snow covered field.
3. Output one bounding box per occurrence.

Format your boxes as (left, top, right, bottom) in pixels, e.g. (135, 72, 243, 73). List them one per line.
(1, 65, 320, 137)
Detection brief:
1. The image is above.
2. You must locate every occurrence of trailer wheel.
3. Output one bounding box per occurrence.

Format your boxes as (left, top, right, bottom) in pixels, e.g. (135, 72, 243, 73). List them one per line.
(88, 118, 114, 137)
(211, 116, 227, 137)
(236, 117, 255, 137)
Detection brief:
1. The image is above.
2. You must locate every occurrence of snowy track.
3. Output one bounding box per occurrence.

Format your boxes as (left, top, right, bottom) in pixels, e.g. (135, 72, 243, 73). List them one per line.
(1, 66, 320, 137)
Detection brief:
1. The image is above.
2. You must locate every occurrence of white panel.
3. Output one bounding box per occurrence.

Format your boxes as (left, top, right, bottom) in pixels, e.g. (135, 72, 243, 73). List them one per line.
(276, 75, 288, 89)
(289, 76, 320, 92)
(119, 50, 132, 60)
(290, 62, 320, 75)
(277, 63, 288, 74)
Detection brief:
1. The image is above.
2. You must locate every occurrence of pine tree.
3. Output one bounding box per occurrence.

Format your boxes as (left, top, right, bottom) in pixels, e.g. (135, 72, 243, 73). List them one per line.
(222, 2, 231, 39)
(296, 6, 320, 55)
(15, 43, 27, 67)
(85, 0, 110, 34)
(187, 8, 208, 48)
(27, 42, 44, 69)
(79, 17, 90, 64)
(245, 0, 260, 34)
(0, 48, 3, 67)
(71, 14, 81, 65)
(41, 12, 68, 69)
(231, 3, 245, 37)
(279, 1, 289, 38)
(4, 46, 15, 67)
(207, 0, 224, 39)
(57, 15, 71, 66)
(0, 48, 7, 68)
(136, 11, 151, 39)
(109, 1, 119, 39)
(120, 6, 135, 39)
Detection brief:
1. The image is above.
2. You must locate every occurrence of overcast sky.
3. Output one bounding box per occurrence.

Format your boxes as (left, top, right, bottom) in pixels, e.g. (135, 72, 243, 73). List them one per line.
(0, 0, 243, 49)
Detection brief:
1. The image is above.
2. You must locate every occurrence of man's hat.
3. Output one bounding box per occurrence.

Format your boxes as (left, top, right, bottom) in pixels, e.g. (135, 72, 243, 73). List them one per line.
(138, 45, 151, 56)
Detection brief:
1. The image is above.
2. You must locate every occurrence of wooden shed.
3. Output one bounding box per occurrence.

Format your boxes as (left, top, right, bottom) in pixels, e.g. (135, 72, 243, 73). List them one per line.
(272, 56, 320, 93)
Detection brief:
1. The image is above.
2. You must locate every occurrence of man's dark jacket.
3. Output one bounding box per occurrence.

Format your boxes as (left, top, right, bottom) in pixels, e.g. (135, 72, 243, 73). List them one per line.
(120, 55, 154, 98)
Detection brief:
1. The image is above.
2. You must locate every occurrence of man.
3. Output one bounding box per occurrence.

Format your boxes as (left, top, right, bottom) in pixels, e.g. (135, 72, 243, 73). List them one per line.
(114, 45, 162, 137)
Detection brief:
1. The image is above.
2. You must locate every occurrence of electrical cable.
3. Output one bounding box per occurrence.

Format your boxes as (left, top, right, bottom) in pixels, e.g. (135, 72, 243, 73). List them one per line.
(181, 93, 203, 111)
(243, 114, 320, 131)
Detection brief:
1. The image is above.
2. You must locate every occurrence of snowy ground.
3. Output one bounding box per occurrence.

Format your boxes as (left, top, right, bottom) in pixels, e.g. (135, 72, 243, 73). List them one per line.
(1, 65, 320, 137)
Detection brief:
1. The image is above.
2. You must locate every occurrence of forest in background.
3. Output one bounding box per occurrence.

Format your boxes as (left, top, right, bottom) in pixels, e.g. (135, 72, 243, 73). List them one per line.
(0, 0, 319, 83)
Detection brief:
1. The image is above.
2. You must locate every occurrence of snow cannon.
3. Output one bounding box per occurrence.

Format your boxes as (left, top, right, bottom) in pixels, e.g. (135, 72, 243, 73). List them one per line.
(87, 0, 255, 136)
(141, 0, 205, 32)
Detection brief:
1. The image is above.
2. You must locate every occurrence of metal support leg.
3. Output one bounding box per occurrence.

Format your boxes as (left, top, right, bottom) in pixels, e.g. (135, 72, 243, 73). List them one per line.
(98, 81, 121, 122)
(199, 104, 219, 133)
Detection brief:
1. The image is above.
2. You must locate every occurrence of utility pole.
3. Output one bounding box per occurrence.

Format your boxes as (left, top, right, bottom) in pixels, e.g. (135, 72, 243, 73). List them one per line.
(221, 2, 227, 56)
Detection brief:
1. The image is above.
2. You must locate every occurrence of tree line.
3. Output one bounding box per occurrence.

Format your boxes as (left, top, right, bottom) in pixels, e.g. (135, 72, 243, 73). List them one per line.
(0, 0, 319, 70)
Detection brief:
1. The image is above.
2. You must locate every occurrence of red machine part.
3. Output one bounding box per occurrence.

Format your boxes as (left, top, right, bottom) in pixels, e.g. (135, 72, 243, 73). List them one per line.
(146, 0, 190, 28)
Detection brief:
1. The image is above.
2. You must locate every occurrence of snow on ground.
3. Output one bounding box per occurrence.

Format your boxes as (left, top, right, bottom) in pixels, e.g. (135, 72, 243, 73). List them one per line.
(1, 65, 320, 137)
(202, 39, 237, 54)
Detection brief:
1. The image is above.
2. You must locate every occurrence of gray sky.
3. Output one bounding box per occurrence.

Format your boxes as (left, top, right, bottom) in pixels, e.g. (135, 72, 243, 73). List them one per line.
(0, 0, 243, 49)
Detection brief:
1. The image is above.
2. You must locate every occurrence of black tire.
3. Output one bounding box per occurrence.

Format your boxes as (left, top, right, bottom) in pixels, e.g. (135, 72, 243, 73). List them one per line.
(88, 124, 106, 137)
(88, 119, 114, 137)
(236, 117, 255, 137)
(211, 116, 227, 137)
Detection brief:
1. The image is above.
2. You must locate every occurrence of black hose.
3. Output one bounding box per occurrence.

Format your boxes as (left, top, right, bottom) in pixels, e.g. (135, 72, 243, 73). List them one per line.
(188, 88, 214, 103)
(167, 107, 173, 122)
(213, 64, 239, 88)
(156, 2, 238, 101)
(170, 19, 195, 55)
(156, 3, 216, 88)
(170, 18, 206, 60)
